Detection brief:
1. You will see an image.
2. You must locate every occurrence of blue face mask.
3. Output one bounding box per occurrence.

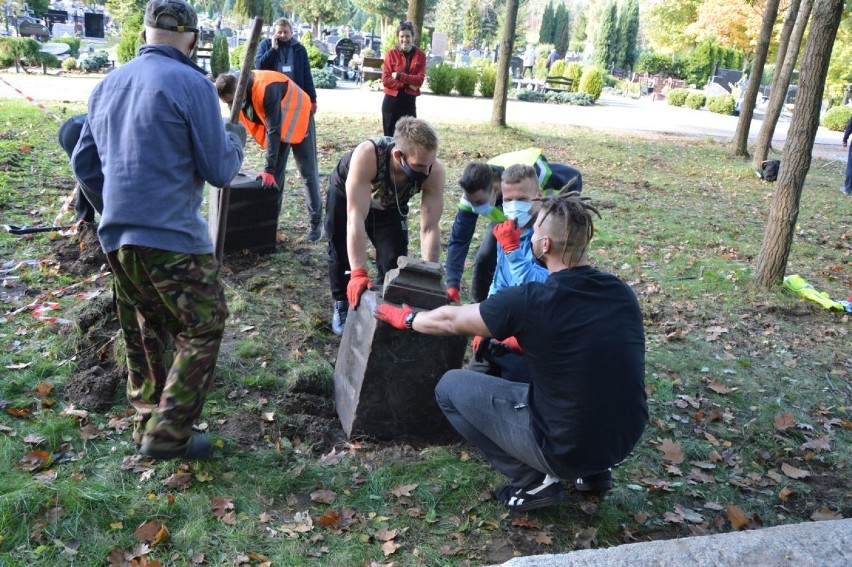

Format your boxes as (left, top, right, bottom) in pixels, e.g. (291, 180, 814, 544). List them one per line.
(461, 196, 494, 217)
(502, 200, 532, 228)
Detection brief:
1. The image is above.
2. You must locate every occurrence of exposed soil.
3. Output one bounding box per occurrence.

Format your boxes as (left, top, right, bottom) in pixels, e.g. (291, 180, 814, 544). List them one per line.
(51, 221, 107, 276)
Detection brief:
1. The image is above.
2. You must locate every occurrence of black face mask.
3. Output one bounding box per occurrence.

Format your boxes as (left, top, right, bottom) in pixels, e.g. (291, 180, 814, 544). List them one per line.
(400, 157, 431, 185)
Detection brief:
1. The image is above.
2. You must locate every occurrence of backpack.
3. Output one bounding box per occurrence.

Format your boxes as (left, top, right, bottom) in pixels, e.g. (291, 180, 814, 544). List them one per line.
(760, 160, 780, 182)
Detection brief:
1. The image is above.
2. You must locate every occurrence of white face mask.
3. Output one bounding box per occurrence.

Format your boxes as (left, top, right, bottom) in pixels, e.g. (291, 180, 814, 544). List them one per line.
(502, 200, 532, 228)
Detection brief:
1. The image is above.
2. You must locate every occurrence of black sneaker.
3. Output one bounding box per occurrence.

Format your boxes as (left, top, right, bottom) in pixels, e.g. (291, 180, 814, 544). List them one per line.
(504, 475, 564, 512)
(307, 220, 322, 242)
(140, 434, 213, 461)
(574, 468, 613, 493)
(331, 300, 348, 336)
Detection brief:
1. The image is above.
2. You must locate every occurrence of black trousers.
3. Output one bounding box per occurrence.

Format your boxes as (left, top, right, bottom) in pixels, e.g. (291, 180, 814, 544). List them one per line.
(382, 91, 417, 137)
(470, 224, 498, 303)
(325, 189, 408, 301)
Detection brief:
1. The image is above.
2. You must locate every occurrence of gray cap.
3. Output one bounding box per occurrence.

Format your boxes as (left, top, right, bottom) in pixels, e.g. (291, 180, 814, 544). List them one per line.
(144, 0, 198, 33)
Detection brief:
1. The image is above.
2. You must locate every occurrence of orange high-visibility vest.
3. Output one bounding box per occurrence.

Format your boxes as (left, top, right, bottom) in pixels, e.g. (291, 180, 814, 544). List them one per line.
(240, 70, 311, 147)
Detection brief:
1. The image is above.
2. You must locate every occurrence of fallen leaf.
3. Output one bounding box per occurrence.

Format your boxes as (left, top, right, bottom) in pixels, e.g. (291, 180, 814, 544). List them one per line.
(6, 407, 31, 418)
(774, 412, 795, 431)
(574, 527, 598, 549)
(391, 483, 418, 498)
(707, 381, 730, 394)
(781, 462, 811, 480)
(310, 489, 337, 505)
(634, 513, 648, 524)
(79, 424, 105, 440)
(704, 432, 721, 446)
(35, 382, 53, 398)
(657, 439, 684, 463)
(259, 511, 272, 523)
(534, 532, 553, 545)
(162, 472, 193, 489)
(220, 511, 237, 525)
(374, 528, 398, 542)
(439, 545, 462, 556)
(800, 436, 831, 452)
(134, 520, 169, 546)
(211, 497, 235, 520)
(778, 486, 795, 502)
(810, 505, 843, 521)
(316, 511, 340, 527)
(512, 516, 543, 529)
(17, 449, 51, 472)
(381, 540, 400, 556)
(319, 448, 345, 466)
(726, 505, 749, 530)
(674, 504, 704, 523)
(23, 433, 45, 445)
(0, 424, 16, 436)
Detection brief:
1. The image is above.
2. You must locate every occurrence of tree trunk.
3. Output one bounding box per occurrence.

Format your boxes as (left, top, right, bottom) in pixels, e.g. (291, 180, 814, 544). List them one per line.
(754, 0, 844, 289)
(752, 0, 814, 172)
(491, 0, 520, 127)
(407, 0, 426, 47)
(732, 0, 781, 157)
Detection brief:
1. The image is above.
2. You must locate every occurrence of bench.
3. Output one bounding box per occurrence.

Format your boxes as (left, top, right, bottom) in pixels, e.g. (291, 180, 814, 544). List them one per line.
(360, 56, 383, 83)
(540, 75, 573, 93)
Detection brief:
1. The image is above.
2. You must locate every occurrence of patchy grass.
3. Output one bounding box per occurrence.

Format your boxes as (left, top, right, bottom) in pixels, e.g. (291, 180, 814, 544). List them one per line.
(0, 98, 850, 566)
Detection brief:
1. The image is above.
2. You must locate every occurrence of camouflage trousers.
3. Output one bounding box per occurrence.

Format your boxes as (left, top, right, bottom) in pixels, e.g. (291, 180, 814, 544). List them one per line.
(107, 246, 228, 453)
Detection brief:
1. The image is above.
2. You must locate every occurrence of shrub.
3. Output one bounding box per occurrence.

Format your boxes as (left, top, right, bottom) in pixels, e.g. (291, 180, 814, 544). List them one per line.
(545, 91, 595, 105)
(0, 36, 41, 68)
(312, 67, 337, 89)
(51, 37, 80, 57)
(516, 90, 546, 103)
(667, 88, 689, 106)
(564, 62, 583, 92)
(426, 63, 455, 96)
(62, 56, 76, 71)
(117, 13, 143, 64)
(578, 67, 604, 101)
(821, 105, 852, 131)
(549, 59, 566, 77)
(230, 44, 246, 69)
(211, 33, 229, 77)
(301, 31, 328, 69)
(706, 94, 735, 115)
(684, 92, 707, 110)
(80, 51, 110, 73)
(479, 67, 497, 98)
(361, 47, 376, 59)
(454, 67, 478, 96)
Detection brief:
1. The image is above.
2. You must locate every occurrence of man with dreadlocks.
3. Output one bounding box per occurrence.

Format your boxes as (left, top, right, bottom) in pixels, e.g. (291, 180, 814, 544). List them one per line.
(374, 192, 648, 512)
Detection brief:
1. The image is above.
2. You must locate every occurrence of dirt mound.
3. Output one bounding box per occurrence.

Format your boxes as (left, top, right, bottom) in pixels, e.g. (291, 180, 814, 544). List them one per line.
(63, 365, 121, 412)
(51, 222, 107, 276)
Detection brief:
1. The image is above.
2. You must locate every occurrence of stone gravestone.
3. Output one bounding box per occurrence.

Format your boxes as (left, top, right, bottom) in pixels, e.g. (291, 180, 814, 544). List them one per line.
(334, 37, 356, 79)
(334, 257, 468, 440)
(208, 171, 279, 255)
(509, 56, 523, 78)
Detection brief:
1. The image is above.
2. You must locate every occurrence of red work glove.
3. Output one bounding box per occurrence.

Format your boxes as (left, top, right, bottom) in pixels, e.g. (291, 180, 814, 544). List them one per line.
(347, 268, 372, 309)
(311, 102, 317, 114)
(493, 220, 521, 253)
(471, 335, 484, 358)
(257, 172, 278, 190)
(492, 336, 523, 356)
(374, 303, 412, 330)
(447, 286, 461, 305)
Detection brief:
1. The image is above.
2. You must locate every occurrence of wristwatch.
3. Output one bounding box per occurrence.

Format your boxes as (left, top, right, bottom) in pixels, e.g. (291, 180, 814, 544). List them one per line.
(404, 310, 417, 330)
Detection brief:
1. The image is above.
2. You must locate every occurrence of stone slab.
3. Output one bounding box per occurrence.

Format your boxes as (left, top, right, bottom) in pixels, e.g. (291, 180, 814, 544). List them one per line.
(208, 170, 279, 255)
(381, 256, 447, 310)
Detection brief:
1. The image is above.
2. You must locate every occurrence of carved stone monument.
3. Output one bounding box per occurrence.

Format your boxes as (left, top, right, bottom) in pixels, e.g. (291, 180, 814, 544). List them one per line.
(334, 257, 467, 440)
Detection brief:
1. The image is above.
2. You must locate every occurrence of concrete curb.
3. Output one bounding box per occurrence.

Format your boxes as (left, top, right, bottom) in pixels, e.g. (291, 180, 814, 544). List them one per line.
(496, 518, 851, 566)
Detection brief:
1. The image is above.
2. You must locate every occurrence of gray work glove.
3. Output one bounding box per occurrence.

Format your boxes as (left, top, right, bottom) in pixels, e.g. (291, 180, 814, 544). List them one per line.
(224, 121, 247, 148)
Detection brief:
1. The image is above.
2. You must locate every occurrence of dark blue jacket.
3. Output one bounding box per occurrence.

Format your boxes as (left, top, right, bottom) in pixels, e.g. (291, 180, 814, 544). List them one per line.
(255, 38, 317, 103)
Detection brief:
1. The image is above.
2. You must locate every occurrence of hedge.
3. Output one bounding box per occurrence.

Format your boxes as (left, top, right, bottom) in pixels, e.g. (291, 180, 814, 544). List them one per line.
(685, 92, 706, 110)
(821, 105, 852, 131)
(667, 88, 689, 106)
(578, 67, 604, 101)
(706, 94, 735, 115)
(479, 67, 497, 98)
(426, 63, 455, 96)
(454, 67, 478, 97)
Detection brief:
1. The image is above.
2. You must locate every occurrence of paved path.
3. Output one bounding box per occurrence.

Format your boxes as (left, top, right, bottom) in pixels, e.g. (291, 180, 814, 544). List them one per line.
(497, 518, 852, 567)
(0, 71, 845, 162)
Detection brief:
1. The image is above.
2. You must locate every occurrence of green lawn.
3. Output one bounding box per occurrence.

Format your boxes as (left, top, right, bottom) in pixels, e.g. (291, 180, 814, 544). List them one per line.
(0, 99, 849, 566)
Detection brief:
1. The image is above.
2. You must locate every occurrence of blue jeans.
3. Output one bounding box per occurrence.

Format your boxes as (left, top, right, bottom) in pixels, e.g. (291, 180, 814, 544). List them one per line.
(845, 144, 852, 194)
(435, 369, 557, 487)
(280, 114, 322, 223)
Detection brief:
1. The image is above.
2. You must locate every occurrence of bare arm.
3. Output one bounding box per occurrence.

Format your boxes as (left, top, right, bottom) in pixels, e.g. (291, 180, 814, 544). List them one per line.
(345, 142, 378, 272)
(411, 303, 491, 337)
(419, 160, 446, 263)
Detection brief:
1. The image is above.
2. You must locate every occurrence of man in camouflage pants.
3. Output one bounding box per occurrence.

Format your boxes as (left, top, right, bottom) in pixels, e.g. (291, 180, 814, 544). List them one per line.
(72, 0, 245, 459)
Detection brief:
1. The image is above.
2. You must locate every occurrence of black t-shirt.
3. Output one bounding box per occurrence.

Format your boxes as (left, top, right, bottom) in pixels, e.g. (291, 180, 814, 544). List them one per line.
(479, 265, 648, 478)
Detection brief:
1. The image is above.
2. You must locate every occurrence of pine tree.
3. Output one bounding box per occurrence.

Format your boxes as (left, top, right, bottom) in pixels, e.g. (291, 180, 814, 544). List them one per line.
(553, 3, 570, 55)
(539, 1, 555, 44)
(463, 0, 483, 45)
(593, 1, 617, 68)
(568, 7, 586, 53)
(211, 32, 230, 78)
(621, 0, 640, 71)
